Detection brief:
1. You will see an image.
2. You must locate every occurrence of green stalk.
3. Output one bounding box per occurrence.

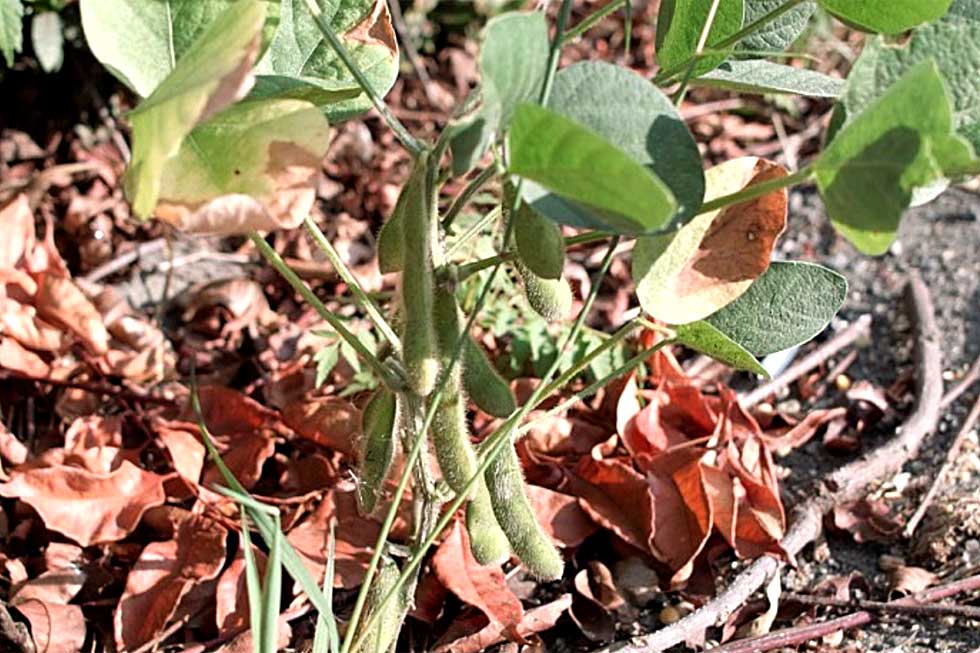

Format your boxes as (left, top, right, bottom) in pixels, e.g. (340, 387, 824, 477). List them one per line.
(699, 164, 814, 214)
(444, 206, 502, 260)
(673, 0, 723, 106)
(654, 0, 808, 84)
(304, 216, 401, 351)
(559, 0, 628, 45)
(441, 164, 499, 232)
(250, 232, 398, 389)
(302, 0, 425, 157)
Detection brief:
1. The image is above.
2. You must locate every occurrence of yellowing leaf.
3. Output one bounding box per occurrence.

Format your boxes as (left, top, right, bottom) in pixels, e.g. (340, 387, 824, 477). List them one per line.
(155, 99, 331, 234)
(125, 0, 267, 219)
(633, 157, 787, 325)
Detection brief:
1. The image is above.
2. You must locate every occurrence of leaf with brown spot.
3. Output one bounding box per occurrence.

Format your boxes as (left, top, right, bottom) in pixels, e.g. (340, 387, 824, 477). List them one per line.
(113, 514, 227, 652)
(634, 157, 788, 325)
(0, 455, 166, 546)
(433, 520, 524, 632)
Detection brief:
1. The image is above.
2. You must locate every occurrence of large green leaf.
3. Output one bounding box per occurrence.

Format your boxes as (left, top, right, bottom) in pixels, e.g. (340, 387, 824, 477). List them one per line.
(739, 0, 815, 52)
(819, 0, 954, 34)
(79, 0, 268, 97)
(706, 261, 847, 357)
(656, 0, 744, 76)
(674, 321, 768, 376)
(508, 103, 677, 235)
(154, 98, 331, 234)
(829, 0, 980, 153)
(448, 11, 548, 175)
(122, 1, 268, 219)
(0, 0, 23, 66)
(696, 59, 843, 97)
(522, 61, 703, 231)
(815, 60, 976, 254)
(251, 0, 400, 122)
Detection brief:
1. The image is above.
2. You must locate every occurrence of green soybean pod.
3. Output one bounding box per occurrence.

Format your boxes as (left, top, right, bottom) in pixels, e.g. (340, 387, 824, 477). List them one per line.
(376, 209, 404, 274)
(485, 443, 564, 580)
(431, 286, 510, 565)
(514, 202, 565, 280)
(463, 336, 516, 418)
(399, 152, 439, 396)
(516, 261, 573, 322)
(356, 388, 398, 515)
(355, 555, 405, 653)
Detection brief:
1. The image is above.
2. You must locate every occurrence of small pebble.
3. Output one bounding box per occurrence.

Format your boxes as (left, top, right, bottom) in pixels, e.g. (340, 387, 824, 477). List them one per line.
(659, 605, 681, 625)
(834, 374, 851, 392)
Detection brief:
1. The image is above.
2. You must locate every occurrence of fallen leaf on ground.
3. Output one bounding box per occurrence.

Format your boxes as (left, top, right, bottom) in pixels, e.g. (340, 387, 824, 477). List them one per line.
(283, 396, 361, 456)
(433, 595, 572, 653)
(14, 599, 86, 653)
(524, 484, 597, 548)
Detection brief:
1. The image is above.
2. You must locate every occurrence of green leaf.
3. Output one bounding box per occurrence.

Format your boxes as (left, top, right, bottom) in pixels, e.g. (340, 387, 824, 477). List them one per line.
(829, 0, 980, 153)
(674, 320, 768, 376)
(656, 0, 744, 76)
(0, 0, 23, 66)
(508, 102, 677, 235)
(523, 61, 703, 230)
(314, 343, 340, 388)
(706, 261, 847, 357)
(79, 0, 268, 97)
(696, 59, 843, 97)
(815, 60, 976, 254)
(739, 0, 815, 52)
(251, 0, 400, 122)
(31, 11, 63, 73)
(152, 98, 332, 234)
(819, 0, 954, 34)
(121, 0, 268, 219)
(448, 11, 548, 175)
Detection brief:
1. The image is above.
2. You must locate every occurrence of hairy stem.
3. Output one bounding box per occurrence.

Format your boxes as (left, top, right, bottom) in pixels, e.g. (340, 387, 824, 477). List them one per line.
(560, 0, 628, 45)
(304, 216, 401, 351)
(302, 0, 425, 157)
(441, 164, 499, 232)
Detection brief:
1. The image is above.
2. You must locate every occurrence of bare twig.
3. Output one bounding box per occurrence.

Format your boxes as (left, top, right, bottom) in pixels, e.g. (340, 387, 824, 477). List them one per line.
(941, 354, 980, 410)
(710, 574, 980, 653)
(598, 273, 942, 653)
(740, 314, 872, 408)
(905, 391, 980, 537)
(82, 238, 167, 284)
(2, 372, 177, 408)
(782, 591, 980, 620)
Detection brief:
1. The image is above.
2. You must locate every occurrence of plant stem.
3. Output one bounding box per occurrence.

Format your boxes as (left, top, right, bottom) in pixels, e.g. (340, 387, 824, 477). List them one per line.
(302, 0, 425, 157)
(673, 0, 723, 106)
(441, 164, 498, 232)
(654, 0, 808, 84)
(445, 206, 502, 260)
(699, 164, 814, 214)
(457, 230, 614, 281)
(560, 0, 628, 45)
(303, 216, 401, 351)
(250, 232, 397, 388)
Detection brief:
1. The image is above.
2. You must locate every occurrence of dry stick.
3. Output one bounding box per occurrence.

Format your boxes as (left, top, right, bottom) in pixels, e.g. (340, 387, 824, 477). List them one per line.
(904, 391, 980, 537)
(599, 273, 943, 653)
(940, 354, 980, 410)
(782, 591, 980, 620)
(711, 574, 980, 653)
(739, 314, 872, 408)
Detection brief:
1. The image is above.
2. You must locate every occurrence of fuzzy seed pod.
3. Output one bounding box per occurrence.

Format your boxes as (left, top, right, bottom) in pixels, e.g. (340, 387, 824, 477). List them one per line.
(463, 336, 517, 418)
(516, 261, 573, 322)
(377, 209, 404, 274)
(399, 152, 439, 396)
(514, 202, 565, 279)
(431, 285, 510, 564)
(485, 443, 564, 580)
(355, 555, 405, 653)
(356, 388, 398, 515)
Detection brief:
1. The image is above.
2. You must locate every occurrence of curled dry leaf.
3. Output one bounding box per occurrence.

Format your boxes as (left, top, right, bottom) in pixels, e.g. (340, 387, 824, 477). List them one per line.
(114, 514, 228, 652)
(35, 273, 108, 355)
(185, 386, 278, 435)
(216, 545, 268, 633)
(283, 396, 361, 457)
(155, 420, 207, 485)
(433, 595, 572, 653)
(888, 565, 938, 596)
(0, 454, 166, 546)
(524, 484, 598, 548)
(633, 157, 788, 325)
(0, 418, 29, 466)
(14, 600, 86, 653)
(830, 499, 903, 543)
(433, 520, 524, 633)
(567, 457, 656, 554)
